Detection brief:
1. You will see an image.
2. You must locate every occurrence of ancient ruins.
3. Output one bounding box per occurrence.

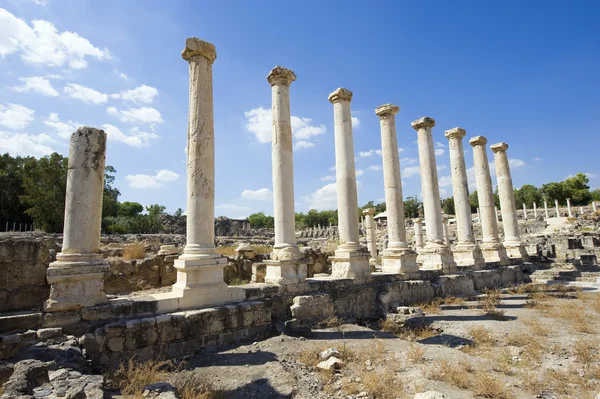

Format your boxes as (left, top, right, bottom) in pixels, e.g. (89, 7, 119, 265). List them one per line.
(2, 37, 600, 399)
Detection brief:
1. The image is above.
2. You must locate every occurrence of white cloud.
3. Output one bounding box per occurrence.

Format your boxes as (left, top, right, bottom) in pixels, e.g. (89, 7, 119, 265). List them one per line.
(307, 183, 338, 210)
(435, 148, 445, 157)
(101, 124, 159, 147)
(111, 85, 158, 104)
(566, 172, 598, 179)
(439, 188, 448, 197)
(114, 69, 129, 81)
(0, 103, 34, 130)
(355, 169, 364, 177)
(367, 165, 382, 172)
(32, 0, 48, 5)
(241, 188, 273, 201)
(125, 169, 180, 189)
(292, 116, 326, 140)
(351, 116, 360, 129)
(508, 158, 525, 169)
(0, 8, 110, 69)
(358, 149, 382, 158)
(293, 140, 315, 150)
(321, 175, 336, 182)
(435, 141, 446, 148)
(437, 164, 448, 171)
(0, 130, 55, 157)
(107, 106, 163, 125)
(244, 107, 271, 143)
(439, 175, 453, 187)
(329, 165, 336, 171)
(398, 147, 405, 153)
(403, 165, 420, 178)
(64, 83, 108, 104)
(401, 157, 418, 166)
(216, 203, 250, 211)
(533, 157, 543, 161)
(11, 76, 59, 96)
(43, 112, 80, 138)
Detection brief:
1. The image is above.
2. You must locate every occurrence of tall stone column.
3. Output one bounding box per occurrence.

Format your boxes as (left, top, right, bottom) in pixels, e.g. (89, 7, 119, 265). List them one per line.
(376, 104, 418, 277)
(412, 117, 456, 272)
(477, 208, 481, 224)
(495, 206, 500, 224)
(413, 218, 424, 249)
(264, 66, 306, 285)
(567, 198, 573, 217)
(594, 202, 597, 213)
(533, 202, 538, 218)
(155, 38, 242, 311)
(328, 88, 370, 278)
(580, 206, 584, 215)
(444, 127, 484, 269)
(362, 208, 377, 265)
(491, 142, 528, 261)
(523, 204, 528, 220)
(470, 136, 509, 265)
(45, 127, 109, 311)
(442, 216, 450, 247)
(555, 199, 560, 217)
(544, 201, 549, 219)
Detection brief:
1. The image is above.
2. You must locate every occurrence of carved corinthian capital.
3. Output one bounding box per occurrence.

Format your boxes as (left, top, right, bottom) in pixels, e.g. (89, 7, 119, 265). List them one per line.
(267, 66, 296, 86)
(181, 37, 217, 63)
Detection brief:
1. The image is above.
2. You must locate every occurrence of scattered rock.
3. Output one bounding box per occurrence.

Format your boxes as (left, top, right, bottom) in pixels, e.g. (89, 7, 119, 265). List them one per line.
(319, 347, 340, 361)
(415, 391, 446, 399)
(316, 357, 344, 371)
(36, 328, 63, 341)
(142, 382, 179, 399)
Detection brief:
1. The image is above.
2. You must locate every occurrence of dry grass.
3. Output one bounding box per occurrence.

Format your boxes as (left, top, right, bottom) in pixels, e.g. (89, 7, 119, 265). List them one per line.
(505, 330, 530, 347)
(467, 325, 496, 347)
(428, 359, 471, 389)
(106, 360, 175, 396)
(573, 339, 599, 368)
(171, 373, 223, 399)
(470, 371, 514, 399)
(578, 292, 600, 314)
(379, 319, 438, 341)
(417, 298, 443, 314)
(228, 277, 249, 286)
(546, 301, 596, 334)
(251, 245, 272, 254)
(406, 344, 425, 363)
(123, 243, 146, 260)
(359, 371, 405, 399)
(479, 289, 506, 319)
(523, 319, 551, 337)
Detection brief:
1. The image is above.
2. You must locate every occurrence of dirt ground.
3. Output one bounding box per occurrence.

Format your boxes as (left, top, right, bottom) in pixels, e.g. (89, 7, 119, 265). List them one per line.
(111, 284, 600, 399)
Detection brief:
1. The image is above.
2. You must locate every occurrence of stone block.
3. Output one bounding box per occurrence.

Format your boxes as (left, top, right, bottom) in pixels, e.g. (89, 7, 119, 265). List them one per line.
(36, 328, 63, 341)
(43, 311, 81, 328)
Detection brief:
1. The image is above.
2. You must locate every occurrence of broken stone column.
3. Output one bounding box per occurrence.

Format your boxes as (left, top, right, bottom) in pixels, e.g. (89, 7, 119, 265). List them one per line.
(328, 88, 370, 278)
(376, 104, 418, 277)
(412, 117, 456, 273)
(491, 142, 528, 261)
(580, 206, 584, 215)
(555, 199, 560, 217)
(45, 127, 109, 312)
(413, 218, 424, 250)
(470, 136, 509, 265)
(442, 216, 450, 247)
(264, 66, 306, 285)
(154, 38, 242, 311)
(523, 203, 528, 220)
(362, 208, 377, 265)
(444, 127, 484, 269)
(533, 202, 538, 218)
(544, 200, 549, 219)
(594, 202, 597, 213)
(567, 198, 573, 217)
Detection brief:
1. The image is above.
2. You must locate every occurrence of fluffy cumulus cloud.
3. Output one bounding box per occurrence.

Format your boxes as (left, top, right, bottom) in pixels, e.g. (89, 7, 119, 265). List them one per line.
(111, 85, 158, 104)
(321, 175, 335, 182)
(0, 8, 110, 69)
(11, 76, 59, 96)
(101, 124, 159, 147)
(244, 107, 325, 149)
(64, 83, 108, 104)
(0, 130, 55, 157)
(307, 183, 338, 210)
(351, 115, 360, 129)
(358, 149, 382, 158)
(125, 169, 179, 189)
(114, 69, 129, 81)
(0, 103, 34, 130)
(355, 169, 364, 177)
(438, 175, 453, 187)
(435, 141, 446, 148)
(508, 158, 525, 169)
(401, 157, 418, 166)
(241, 188, 273, 201)
(44, 113, 80, 138)
(402, 165, 420, 178)
(435, 148, 445, 156)
(107, 106, 163, 125)
(367, 165, 382, 172)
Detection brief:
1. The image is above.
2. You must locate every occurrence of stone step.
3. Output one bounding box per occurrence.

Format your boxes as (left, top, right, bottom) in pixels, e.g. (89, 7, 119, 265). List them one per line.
(0, 311, 43, 334)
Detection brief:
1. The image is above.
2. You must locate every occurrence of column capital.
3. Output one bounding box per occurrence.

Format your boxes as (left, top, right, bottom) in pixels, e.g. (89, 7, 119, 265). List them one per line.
(490, 142, 508, 153)
(469, 135, 488, 147)
(362, 208, 375, 216)
(182, 38, 217, 63)
(411, 116, 435, 130)
(444, 127, 466, 140)
(328, 88, 353, 104)
(375, 104, 399, 119)
(267, 66, 296, 86)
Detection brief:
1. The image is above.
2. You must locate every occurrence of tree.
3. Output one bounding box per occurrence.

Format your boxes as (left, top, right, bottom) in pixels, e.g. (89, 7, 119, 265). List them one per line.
(564, 173, 591, 205)
(102, 166, 120, 218)
(404, 196, 423, 218)
(441, 197, 455, 215)
(591, 189, 600, 202)
(514, 184, 542, 208)
(541, 181, 567, 204)
(146, 204, 166, 218)
(117, 201, 144, 217)
(469, 191, 479, 212)
(248, 212, 271, 229)
(0, 153, 33, 226)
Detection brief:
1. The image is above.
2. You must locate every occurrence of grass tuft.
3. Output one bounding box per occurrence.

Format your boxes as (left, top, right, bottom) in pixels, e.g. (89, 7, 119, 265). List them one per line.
(123, 243, 146, 260)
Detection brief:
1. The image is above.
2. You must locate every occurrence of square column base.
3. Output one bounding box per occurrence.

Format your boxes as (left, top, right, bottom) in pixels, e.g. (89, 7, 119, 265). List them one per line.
(480, 242, 511, 266)
(381, 248, 419, 279)
(44, 256, 109, 312)
(417, 242, 457, 274)
(452, 243, 485, 270)
(264, 259, 307, 285)
(504, 242, 529, 262)
(151, 255, 245, 313)
(329, 246, 371, 279)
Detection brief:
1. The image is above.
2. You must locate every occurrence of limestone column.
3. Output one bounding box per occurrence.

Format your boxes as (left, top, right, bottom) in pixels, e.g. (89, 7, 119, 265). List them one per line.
(476, 208, 481, 224)
(523, 203, 528, 220)
(444, 127, 484, 269)
(45, 127, 109, 311)
(470, 136, 509, 265)
(555, 199, 560, 217)
(442, 216, 450, 247)
(412, 117, 456, 272)
(413, 218, 424, 250)
(362, 208, 378, 265)
(328, 88, 369, 278)
(580, 206, 584, 215)
(594, 202, 597, 213)
(376, 104, 418, 277)
(491, 142, 528, 261)
(544, 201, 549, 219)
(495, 206, 500, 224)
(263, 66, 306, 285)
(533, 202, 538, 218)
(567, 198, 573, 217)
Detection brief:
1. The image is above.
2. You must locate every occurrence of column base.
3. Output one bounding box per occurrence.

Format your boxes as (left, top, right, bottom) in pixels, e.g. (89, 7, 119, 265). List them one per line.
(381, 247, 419, 278)
(417, 242, 457, 274)
(452, 242, 485, 270)
(480, 242, 511, 266)
(329, 245, 371, 279)
(264, 259, 307, 285)
(504, 242, 529, 262)
(44, 254, 109, 312)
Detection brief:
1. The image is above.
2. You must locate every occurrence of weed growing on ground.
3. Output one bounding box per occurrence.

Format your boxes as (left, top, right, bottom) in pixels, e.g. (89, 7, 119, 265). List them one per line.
(106, 360, 176, 396)
(467, 325, 496, 347)
(406, 344, 426, 363)
(123, 243, 146, 260)
(523, 319, 551, 336)
(228, 277, 249, 286)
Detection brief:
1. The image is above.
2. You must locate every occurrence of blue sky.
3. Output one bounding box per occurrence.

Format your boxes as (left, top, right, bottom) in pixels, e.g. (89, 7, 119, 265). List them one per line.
(1, 0, 599, 218)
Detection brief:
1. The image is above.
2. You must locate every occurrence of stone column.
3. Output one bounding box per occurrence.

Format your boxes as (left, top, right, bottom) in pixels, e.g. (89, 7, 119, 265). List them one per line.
(263, 66, 306, 285)
(470, 136, 509, 265)
(45, 127, 109, 311)
(580, 206, 584, 215)
(567, 198, 573, 217)
(594, 202, 597, 213)
(328, 88, 369, 278)
(413, 218, 424, 250)
(544, 200, 549, 219)
(555, 199, 560, 217)
(442, 216, 450, 247)
(495, 206, 500, 224)
(477, 208, 481, 224)
(523, 203, 528, 220)
(444, 127, 483, 269)
(154, 38, 242, 311)
(376, 104, 418, 277)
(362, 208, 378, 265)
(491, 142, 528, 261)
(412, 117, 456, 272)
(533, 202, 538, 218)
